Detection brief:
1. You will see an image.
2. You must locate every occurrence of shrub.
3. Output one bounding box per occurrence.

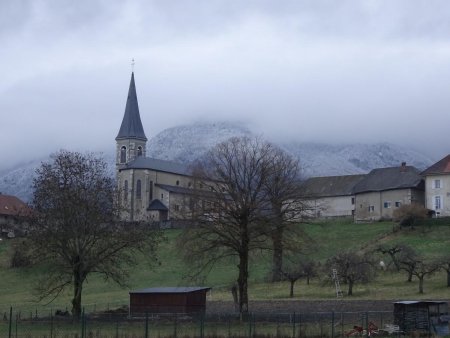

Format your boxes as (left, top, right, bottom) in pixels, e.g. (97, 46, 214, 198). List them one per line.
(9, 240, 32, 268)
(392, 204, 427, 227)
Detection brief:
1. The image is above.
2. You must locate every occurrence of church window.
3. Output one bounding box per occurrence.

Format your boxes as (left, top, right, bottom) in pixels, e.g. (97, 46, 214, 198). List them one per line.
(161, 193, 164, 199)
(149, 181, 153, 200)
(120, 146, 127, 163)
(176, 180, 180, 186)
(188, 182, 192, 187)
(124, 180, 128, 202)
(136, 180, 142, 199)
(137, 146, 143, 157)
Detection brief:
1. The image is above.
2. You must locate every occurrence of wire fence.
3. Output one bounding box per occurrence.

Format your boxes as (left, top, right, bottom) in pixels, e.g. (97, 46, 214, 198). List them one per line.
(0, 306, 410, 338)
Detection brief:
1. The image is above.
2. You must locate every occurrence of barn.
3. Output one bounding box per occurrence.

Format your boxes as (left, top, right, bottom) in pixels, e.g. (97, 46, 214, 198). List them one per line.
(129, 287, 211, 316)
(394, 301, 449, 335)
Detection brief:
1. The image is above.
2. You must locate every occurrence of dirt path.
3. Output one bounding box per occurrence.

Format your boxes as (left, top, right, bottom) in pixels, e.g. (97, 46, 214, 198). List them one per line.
(207, 300, 397, 314)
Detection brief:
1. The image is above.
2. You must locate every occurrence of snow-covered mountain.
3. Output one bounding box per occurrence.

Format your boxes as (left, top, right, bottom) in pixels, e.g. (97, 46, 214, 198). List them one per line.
(147, 122, 251, 162)
(283, 142, 433, 177)
(0, 122, 434, 202)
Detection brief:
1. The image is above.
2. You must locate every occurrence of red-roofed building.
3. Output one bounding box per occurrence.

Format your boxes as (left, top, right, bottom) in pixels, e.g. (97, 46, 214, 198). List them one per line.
(0, 193, 30, 238)
(422, 155, 450, 217)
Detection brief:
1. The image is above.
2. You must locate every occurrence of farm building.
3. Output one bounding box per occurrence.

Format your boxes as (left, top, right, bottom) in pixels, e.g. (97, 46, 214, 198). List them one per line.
(129, 287, 211, 316)
(394, 301, 449, 335)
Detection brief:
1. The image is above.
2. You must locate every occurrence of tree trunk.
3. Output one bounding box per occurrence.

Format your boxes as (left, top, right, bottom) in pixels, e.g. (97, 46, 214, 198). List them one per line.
(290, 280, 295, 298)
(418, 276, 424, 294)
(271, 224, 284, 282)
(306, 276, 310, 285)
(347, 280, 354, 296)
(447, 270, 450, 287)
(407, 270, 413, 282)
(72, 271, 83, 319)
(237, 253, 249, 315)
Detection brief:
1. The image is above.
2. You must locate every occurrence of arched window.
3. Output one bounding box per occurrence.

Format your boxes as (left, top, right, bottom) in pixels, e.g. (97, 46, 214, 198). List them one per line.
(124, 180, 128, 202)
(137, 146, 143, 157)
(120, 146, 127, 163)
(176, 180, 180, 186)
(136, 180, 141, 199)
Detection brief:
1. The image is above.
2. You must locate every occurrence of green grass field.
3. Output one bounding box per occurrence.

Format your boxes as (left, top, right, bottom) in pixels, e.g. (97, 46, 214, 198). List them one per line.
(1, 219, 450, 315)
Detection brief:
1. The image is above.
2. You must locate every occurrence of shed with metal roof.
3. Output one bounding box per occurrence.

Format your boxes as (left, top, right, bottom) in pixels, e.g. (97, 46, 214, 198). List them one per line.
(129, 287, 211, 316)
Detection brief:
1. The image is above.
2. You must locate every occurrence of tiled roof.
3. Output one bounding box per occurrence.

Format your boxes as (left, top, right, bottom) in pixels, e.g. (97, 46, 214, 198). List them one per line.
(353, 165, 423, 194)
(130, 287, 211, 294)
(421, 154, 450, 176)
(116, 72, 147, 141)
(300, 174, 366, 198)
(120, 157, 190, 176)
(0, 194, 30, 216)
(147, 199, 168, 211)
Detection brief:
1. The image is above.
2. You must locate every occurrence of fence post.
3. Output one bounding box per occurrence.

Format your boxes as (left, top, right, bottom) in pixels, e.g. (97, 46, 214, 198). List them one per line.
(199, 312, 205, 338)
(116, 320, 119, 338)
(8, 306, 12, 338)
(15, 312, 18, 338)
(81, 307, 85, 338)
(365, 312, 369, 337)
(174, 313, 178, 338)
(145, 312, 149, 338)
(248, 313, 252, 338)
(292, 312, 296, 338)
(50, 309, 53, 338)
(331, 311, 335, 338)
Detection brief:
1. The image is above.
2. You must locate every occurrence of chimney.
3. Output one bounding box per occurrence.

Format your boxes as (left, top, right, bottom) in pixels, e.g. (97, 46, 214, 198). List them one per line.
(400, 162, 407, 172)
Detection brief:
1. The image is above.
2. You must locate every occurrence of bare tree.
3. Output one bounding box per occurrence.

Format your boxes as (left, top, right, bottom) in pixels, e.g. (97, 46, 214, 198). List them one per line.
(438, 256, 450, 287)
(180, 137, 289, 314)
(326, 250, 375, 296)
(29, 151, 161, 318)
(280, 258, 318, 297)
(409, 259, 441, 294)
(396, 245, 420, 282)
(262, 147, 310, 282)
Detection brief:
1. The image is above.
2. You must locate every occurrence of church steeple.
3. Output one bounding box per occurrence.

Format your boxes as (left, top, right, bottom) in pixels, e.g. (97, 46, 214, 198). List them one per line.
(116, 72, 147, 141)
(116, 72, 147, 166)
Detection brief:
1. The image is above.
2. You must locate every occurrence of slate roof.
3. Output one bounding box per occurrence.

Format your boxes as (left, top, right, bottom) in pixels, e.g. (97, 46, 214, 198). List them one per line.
(300, 174, 366, 198)
(0, 194, 30, 216)
(353, 165, 424, 194)
(147, 199, 168, 211)
(116, 72, 147, 141)
(120, 157, 190, 176)
(155, 184, 193, 195)
(421, 154, 450, 176)
(130, 287, 211, 294)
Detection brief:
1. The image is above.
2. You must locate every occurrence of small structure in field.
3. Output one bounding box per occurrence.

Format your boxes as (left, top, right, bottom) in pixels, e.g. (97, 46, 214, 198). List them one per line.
(129, 287, 211, 316)
(394, 301, 449, 335)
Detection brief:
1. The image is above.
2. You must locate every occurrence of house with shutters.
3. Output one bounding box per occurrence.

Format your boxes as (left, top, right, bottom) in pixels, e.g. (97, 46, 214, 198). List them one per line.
(0, 193, 30, 238)
(116, 72, 196, 223)
(353, 163, 425, 221)
(421, 154, 450, 217)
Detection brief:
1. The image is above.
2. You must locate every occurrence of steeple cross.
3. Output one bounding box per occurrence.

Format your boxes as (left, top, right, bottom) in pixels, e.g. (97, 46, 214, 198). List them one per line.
(131, 58, 135, 72)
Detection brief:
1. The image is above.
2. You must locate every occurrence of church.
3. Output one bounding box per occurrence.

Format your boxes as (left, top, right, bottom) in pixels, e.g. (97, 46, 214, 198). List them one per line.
(116, 72, 195, 223)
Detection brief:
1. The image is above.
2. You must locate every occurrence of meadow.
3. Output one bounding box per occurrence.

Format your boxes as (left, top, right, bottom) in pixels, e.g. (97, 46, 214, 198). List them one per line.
(1, 219, 449, 315)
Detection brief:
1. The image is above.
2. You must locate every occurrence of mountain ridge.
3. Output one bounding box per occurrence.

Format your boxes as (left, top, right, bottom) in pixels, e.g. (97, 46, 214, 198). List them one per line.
(0, 122, 434, 202)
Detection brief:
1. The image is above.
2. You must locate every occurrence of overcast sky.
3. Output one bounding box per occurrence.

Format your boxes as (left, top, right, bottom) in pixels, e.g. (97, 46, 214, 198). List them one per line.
(1, 0, 449, 170)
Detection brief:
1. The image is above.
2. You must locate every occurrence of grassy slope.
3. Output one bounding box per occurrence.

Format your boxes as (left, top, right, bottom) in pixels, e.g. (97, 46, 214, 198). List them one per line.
(1, 220, 450, 313)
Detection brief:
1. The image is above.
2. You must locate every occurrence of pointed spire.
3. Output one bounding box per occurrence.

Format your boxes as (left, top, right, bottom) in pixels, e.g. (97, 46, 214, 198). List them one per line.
(116, 72, 147, 141)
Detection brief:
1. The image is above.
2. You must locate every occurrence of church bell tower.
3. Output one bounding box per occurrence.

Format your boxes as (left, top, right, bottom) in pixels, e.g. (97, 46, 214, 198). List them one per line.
(115, 72, 147, 168)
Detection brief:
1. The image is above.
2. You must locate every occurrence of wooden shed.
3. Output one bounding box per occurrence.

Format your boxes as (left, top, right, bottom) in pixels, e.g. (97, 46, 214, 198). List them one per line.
(129, 287, 211, 316)
(394, 301, 449, 335)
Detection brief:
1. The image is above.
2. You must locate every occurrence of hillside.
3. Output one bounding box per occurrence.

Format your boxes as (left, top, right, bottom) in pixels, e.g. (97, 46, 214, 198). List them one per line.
(0, 121, 434, 202)
(1, 220, 450, 314)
